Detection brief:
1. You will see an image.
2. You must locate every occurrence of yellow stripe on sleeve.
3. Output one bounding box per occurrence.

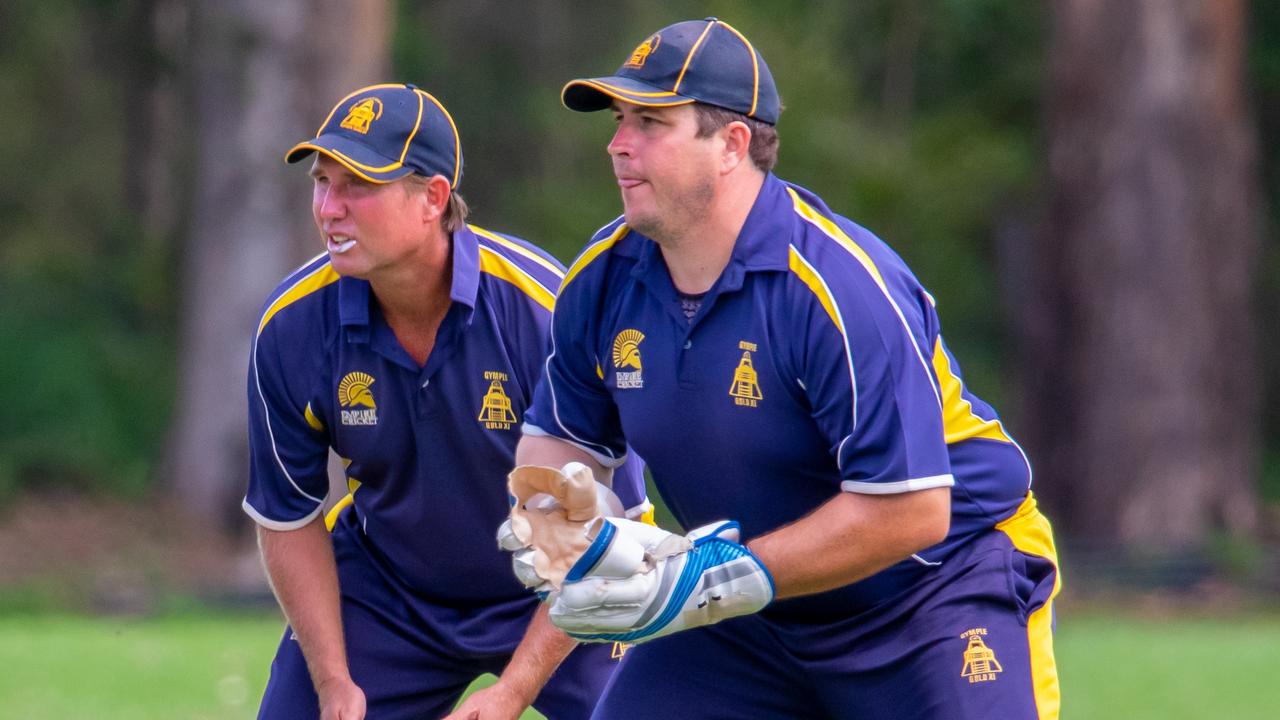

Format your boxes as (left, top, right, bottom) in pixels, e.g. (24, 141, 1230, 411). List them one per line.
(479, 245, 556, 312)
(931, 336, 1013, 444)
(786, 187, 889, 294)
(562, 224, 629, 289)
(788, 247, 845, 333)
(469, 225, 565, 279)
(257, 260, 341, 336)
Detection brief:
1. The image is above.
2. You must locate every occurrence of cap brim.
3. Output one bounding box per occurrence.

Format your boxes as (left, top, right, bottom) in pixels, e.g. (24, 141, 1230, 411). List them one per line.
(284, 135, 415, 184)
(562, 76, 697, 112)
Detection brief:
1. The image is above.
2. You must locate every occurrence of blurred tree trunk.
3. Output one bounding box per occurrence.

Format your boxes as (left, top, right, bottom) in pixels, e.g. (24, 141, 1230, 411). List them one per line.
(1022, 0, 1261, 548)
(165, 0, 388, 532)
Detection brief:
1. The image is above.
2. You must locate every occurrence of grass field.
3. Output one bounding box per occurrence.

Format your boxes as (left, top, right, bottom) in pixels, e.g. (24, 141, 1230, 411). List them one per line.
(0, 611, 1277, 719)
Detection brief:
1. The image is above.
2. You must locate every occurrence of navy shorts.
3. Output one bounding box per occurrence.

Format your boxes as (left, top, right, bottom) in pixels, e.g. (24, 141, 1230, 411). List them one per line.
(257, 510, 620, 719)
(590, 498, 1061, 720)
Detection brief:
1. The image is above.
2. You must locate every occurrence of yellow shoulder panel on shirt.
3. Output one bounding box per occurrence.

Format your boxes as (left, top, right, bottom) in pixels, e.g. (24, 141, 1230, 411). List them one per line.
(788, 246, 845, 334)
(932, 336, 1012, 444)
(469, 224, 565, 279)
(478, 244, 556, 312)
(562, 224, 630, 289)
(257, 259, 341, 336)
(786, 187, 889, 296)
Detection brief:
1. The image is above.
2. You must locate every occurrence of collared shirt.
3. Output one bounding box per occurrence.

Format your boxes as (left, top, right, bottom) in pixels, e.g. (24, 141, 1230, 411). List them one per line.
(525, 174, 1032, 619)
(244, 224, 647, 604)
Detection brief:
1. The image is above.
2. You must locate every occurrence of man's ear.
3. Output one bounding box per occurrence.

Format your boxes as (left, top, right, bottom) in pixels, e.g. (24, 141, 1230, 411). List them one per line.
(418, 174, 452, 225)
(721, 121, 753, 174)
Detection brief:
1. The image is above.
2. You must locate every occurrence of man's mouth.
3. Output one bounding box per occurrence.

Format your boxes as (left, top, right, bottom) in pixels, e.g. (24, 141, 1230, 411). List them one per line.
(328, 235, 357, 254)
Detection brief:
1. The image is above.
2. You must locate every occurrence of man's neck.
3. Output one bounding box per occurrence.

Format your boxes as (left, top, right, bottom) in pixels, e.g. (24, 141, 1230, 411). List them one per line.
(370, 230, 454, 334)
(659, 170, 765, 295)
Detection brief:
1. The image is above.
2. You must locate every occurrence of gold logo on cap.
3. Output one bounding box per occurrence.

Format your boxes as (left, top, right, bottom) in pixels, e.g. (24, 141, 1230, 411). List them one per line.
(624, 34, 661, 68)
(340, 97, 383, 134)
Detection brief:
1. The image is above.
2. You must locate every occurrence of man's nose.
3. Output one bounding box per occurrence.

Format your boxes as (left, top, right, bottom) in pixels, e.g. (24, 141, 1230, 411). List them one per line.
(317, 185, 345, 219)
(607, 124, 631, 157)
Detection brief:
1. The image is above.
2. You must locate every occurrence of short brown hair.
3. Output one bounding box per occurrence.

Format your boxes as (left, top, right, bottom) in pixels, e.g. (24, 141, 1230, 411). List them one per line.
(693, 103, 780, 173)
(401, 174, 470, 233)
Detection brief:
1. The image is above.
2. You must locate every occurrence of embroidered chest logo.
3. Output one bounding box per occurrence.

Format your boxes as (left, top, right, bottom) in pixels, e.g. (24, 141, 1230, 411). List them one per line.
(729, 341, 763, 407)
(478, 370, 518, 430)
(624, 34, 661, 68)
(610, 642, 631, 660)
(960, 628, 1002, 683)
(338, 372, 378, 426)
(613, 329, 645, 389)
(340, 97, 383, 134)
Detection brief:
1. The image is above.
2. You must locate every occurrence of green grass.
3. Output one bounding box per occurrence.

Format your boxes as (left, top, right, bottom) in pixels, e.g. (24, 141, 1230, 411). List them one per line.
(0, 611, 1276, 719)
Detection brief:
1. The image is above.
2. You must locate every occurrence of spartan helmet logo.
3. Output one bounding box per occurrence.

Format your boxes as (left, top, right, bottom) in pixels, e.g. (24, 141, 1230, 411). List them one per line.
(338, 372, 377, 409)
(612, 329, 645, 370)
(340, 97, 383, 134)
(624, 34, 661, 68)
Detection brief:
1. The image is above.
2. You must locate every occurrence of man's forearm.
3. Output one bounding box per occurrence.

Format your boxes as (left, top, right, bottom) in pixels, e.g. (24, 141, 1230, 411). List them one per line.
(747, 486, 951, 600)
(257, 518, 351, 689)
(515, 434, 614, 486)
(494, 604, 579, 706)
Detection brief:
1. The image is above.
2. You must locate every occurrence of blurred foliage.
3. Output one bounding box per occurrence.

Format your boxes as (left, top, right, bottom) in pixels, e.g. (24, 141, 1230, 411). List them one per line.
(0, 0, 1277, 506)
(0, 0, 176, 500)
(1250, 1, 1280, 501)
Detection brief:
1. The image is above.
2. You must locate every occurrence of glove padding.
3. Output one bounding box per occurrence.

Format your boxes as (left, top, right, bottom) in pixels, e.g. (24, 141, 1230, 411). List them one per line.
(548, 520, 775, 644)
(498, 462, 625, 595)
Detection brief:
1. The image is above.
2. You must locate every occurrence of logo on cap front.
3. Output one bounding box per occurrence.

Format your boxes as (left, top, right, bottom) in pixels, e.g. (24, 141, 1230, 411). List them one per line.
(340, 97, 383, 134)
(624, 34, 661, 68)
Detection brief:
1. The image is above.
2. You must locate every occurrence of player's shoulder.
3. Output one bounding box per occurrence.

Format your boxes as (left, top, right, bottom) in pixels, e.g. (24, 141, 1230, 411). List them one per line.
(780, 181, 916, 291)
(255, 252, 341, 341)
(561, 215, 641, 292)
(468, 223, 564, 315)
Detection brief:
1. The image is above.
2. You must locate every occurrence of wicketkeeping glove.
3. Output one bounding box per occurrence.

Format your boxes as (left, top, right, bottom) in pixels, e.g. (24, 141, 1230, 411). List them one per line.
(548, 519, 775, 644)
(497, 462, 625, 596)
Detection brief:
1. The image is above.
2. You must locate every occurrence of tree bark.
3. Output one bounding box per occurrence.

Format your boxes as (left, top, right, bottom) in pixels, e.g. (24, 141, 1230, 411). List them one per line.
(166, 0, 388, 531)
(1022, 0, 1261, 548)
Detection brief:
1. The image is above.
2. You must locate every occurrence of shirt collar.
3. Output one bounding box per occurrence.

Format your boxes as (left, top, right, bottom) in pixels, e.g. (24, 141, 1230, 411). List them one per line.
(449, 224, 480, 309)
(337, 225, 481, 331)
(626, 173, 792, 293)
(621, 173, 793, 271)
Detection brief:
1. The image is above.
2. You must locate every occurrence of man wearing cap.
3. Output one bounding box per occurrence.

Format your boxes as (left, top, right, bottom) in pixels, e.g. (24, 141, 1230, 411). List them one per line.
(511, 19, 1061, 719)
(244, 83, 648, 720)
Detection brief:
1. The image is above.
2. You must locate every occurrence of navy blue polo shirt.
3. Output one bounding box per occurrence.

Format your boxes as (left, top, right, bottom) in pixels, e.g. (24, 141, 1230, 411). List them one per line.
(244, 224, 647, 604)
(525, 174, 1033, 620)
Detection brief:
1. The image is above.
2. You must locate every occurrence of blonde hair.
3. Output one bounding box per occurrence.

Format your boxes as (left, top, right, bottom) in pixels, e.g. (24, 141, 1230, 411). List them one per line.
(401, 174, 470, 232)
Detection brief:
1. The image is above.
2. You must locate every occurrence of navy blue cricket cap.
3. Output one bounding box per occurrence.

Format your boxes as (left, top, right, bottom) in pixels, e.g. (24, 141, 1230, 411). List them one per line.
(562, 18, 780, 125)
(286, 83, 463, 188)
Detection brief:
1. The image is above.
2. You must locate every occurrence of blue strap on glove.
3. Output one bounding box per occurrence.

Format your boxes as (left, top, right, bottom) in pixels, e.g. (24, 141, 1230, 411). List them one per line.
(548, 520, 775, 644)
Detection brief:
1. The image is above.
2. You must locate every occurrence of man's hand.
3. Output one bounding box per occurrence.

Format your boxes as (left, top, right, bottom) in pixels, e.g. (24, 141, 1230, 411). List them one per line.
(316, 674, 366, 720)
(548, 520, 774, 644)
(442, 680, 529, 720)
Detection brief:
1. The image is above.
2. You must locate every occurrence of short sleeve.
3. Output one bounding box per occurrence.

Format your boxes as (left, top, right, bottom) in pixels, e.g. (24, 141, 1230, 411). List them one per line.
(789, 244, 954, 494)
(243, 324, 331, 529)
(523, 254, 628, 468)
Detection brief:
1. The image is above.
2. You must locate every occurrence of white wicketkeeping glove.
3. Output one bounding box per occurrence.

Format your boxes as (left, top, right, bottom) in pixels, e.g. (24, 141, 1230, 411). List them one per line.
(548, 519, 775, 644)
